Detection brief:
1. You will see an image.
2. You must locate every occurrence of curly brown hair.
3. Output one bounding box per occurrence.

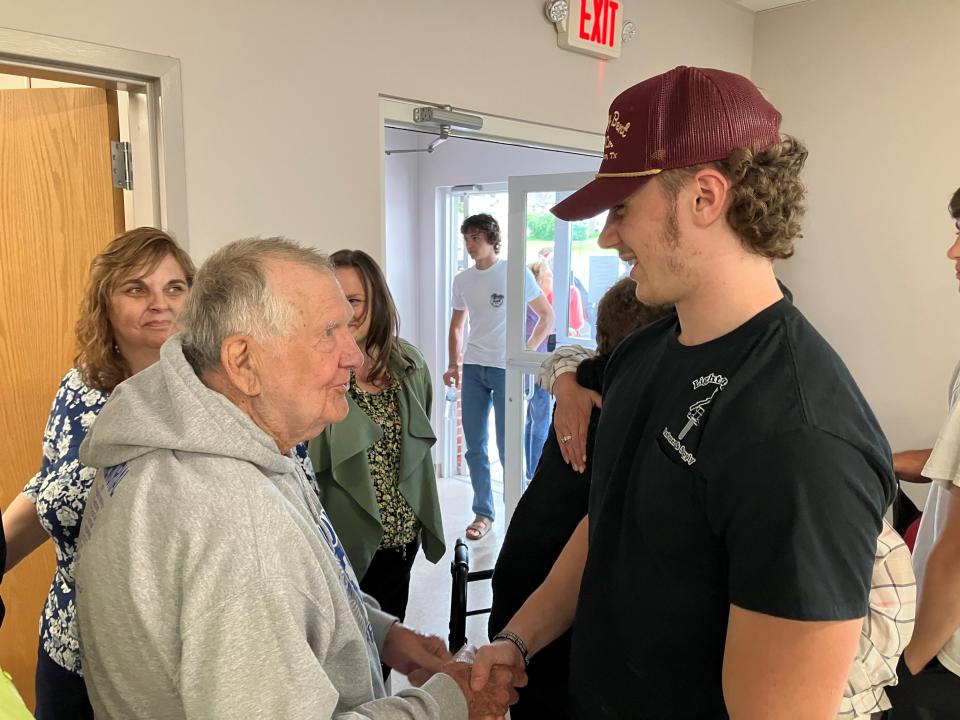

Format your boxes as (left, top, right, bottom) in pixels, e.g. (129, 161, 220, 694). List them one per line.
(950, 187, 960, 221)
(595, 277, 673, 354)
(658, 136, 808, 260)
(75, 227, 195, 392)
(460, 213, 502, 254)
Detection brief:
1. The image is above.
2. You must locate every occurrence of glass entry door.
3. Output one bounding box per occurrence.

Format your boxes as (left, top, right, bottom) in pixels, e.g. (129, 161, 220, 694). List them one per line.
(503, 172, 630, 521)
(440, 185, 509, 481)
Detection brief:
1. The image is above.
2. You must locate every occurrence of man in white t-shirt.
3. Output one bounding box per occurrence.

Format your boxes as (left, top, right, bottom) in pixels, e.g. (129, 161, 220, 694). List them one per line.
(889, 187, 960, 718)
(443, 214, 553, 540)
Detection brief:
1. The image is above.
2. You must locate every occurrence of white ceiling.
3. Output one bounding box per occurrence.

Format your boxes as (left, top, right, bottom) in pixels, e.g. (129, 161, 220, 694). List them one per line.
(735, 0, 811, 11)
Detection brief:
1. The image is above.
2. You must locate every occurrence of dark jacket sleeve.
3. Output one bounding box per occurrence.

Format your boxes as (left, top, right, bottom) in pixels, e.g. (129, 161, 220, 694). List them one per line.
(576, 353, 610, 394)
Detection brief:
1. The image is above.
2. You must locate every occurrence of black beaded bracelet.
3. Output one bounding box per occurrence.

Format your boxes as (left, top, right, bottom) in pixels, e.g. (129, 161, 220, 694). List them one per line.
(493, 630, 530, 666)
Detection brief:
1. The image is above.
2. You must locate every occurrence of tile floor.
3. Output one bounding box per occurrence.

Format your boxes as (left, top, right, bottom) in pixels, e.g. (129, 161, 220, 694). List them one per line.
(391, 474, 506, 694)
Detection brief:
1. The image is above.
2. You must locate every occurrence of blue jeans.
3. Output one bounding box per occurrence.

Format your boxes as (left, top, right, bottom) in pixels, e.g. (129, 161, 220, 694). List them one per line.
(461, 364, 505, 521)
(524, 384, 552, 480)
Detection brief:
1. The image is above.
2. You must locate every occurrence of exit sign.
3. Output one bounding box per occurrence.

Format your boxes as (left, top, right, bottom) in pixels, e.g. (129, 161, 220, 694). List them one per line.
(557, 0, 623, 60)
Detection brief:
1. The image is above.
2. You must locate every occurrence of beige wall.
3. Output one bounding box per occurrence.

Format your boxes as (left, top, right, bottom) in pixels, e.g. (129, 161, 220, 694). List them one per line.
(753, 0, 960, 461)
(6, 0, 950, 454)
(0, 0, 754, 263)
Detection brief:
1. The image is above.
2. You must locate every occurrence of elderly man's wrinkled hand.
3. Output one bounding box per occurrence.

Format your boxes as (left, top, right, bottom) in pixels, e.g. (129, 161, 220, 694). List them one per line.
(381, 623, 452, 686)
(442, 644, 526, 720)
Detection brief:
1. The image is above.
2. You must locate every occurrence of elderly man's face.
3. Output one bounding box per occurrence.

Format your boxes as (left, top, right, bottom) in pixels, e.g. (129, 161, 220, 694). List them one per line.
(256, 261, 363, 451)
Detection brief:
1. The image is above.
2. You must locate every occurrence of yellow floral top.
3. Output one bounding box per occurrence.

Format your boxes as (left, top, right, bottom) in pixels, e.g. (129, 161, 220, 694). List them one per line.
(350, 375, 420, 548)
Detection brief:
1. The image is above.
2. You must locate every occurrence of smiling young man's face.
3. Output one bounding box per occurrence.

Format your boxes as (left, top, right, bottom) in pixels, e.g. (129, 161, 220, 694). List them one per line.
(597, 178, 690, 306)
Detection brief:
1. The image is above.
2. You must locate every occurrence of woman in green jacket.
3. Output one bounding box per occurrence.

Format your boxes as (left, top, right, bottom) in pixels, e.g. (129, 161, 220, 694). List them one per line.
(308, 249, 444, 625)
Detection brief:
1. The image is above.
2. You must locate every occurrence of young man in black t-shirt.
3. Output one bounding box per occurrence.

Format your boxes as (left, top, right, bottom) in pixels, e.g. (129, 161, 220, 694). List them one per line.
(470, 65, 895, 719)
(488, 279, 673, 719)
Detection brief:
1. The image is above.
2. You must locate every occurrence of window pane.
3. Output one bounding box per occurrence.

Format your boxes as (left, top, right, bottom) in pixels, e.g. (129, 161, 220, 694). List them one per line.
(524, 191, 630, 348)
(522, 371, 552, 491)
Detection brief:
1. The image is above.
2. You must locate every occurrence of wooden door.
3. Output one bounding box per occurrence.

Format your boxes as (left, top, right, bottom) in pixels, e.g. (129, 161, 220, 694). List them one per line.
(0, 87, 124, 709)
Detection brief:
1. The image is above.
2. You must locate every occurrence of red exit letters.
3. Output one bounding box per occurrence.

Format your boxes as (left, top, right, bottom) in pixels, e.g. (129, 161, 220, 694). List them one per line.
(578, 0, 620, 48)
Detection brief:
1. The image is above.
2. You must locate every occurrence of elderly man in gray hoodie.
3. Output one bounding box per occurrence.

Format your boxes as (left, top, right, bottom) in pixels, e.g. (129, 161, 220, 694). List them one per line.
(74, 238, 520, 720)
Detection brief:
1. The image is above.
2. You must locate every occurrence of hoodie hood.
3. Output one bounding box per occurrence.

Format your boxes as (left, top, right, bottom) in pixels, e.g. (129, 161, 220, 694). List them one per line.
(80, 334, 293, 476)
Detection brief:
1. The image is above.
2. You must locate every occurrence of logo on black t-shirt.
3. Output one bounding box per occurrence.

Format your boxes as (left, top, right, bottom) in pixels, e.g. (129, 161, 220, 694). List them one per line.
(661, 372, 728, 466)
(679, 388, 719, 440)
(490, 293, 504, 307)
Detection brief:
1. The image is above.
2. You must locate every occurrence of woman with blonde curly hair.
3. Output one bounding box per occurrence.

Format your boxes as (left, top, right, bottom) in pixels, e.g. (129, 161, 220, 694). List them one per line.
(1, 227, 194, 719)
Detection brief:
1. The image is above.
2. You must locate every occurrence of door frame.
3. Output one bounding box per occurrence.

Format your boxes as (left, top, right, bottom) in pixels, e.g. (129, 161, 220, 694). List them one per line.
(0, 26, 189, 246)
(505, 171, 598, 519)
(378, 96, 603, 519)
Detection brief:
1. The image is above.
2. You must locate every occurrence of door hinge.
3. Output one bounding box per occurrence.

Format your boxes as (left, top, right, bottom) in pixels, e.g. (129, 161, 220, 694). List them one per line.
(111, 140, 133, 190)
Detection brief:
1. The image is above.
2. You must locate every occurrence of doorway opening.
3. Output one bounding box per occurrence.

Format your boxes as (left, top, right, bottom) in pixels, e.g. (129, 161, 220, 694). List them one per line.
(0, 28, 187, 710)
(378, 100, 644, 672)
(379, 101, 628, 665)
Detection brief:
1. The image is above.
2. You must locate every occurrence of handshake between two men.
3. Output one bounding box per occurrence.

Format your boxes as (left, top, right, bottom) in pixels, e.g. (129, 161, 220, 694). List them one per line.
(385, 623, 528, 719)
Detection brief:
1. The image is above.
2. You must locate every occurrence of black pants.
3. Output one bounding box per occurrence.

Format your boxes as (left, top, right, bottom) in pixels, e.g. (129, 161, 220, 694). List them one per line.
(360, 538, 420, 680)
(359, 538, 420, 622)
(34, 646, 94, 720)
(886, 656, 960, 719)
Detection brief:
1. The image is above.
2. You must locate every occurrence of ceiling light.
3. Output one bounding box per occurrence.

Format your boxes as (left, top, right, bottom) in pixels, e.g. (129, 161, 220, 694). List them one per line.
(545, 0, 568, 24)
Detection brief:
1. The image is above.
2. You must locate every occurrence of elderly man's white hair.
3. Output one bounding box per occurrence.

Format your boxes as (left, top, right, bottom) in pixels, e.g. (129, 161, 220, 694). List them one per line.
(179, 237, 332, 374)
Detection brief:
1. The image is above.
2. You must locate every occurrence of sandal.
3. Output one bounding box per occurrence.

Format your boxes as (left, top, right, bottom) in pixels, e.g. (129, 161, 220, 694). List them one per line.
(465, 516, 492, 541)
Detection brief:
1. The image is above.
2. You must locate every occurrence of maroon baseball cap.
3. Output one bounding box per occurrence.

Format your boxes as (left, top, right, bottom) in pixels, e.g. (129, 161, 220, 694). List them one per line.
(551, 66, 782, 221)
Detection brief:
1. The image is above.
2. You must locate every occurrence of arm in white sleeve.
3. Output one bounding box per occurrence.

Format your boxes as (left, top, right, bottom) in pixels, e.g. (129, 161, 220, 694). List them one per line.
(538, 345, 595, 394)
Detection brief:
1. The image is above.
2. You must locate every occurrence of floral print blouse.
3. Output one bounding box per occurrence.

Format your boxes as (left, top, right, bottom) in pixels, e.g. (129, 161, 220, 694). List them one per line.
(350, 375, 420, 549)
(24, 369, 105, 674)
(24, 368, 315, 675)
